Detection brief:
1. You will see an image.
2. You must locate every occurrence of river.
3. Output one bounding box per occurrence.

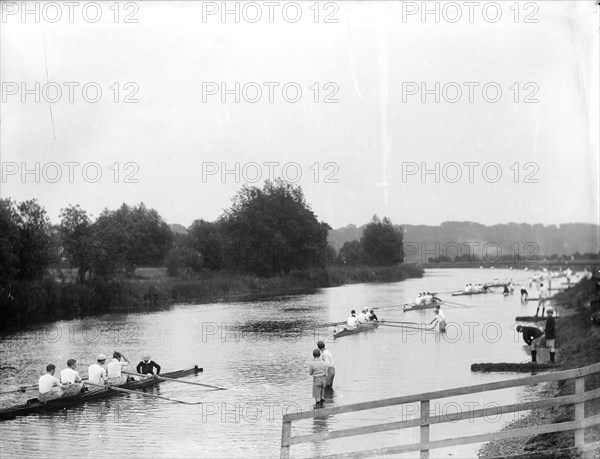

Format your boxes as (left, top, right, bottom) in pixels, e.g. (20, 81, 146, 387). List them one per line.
(0, 268, 558, 458)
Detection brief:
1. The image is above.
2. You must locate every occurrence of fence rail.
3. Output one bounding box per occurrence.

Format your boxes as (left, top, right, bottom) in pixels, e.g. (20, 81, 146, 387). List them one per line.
(280, 362, 600, 458)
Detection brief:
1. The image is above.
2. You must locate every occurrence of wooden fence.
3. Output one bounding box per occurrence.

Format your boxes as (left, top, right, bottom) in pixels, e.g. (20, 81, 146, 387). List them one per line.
(281, 362, 600, 458)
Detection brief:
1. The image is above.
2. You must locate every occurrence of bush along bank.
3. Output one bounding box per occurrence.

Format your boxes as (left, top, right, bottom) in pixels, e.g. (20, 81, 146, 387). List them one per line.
(479, 273, 600, 458)
(0, 264, 423, 332)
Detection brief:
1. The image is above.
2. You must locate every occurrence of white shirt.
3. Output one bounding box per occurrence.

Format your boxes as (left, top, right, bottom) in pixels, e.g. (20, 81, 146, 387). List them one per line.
(357, 312, 369, 323)
(436, 309, 445, 320)
(416, 296, 423, 304)
(346, 315, 358, 329)
(39, 373, 61, 394)
(107, 358, 129, 378)
(539, 287, 548, 299)
(60, 368, 81, 384)
(88, 363, 107, 385)
(320, 349, 334, 369)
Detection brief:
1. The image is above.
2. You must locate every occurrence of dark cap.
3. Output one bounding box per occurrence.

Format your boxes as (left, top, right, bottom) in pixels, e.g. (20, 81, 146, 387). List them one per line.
(317, 341, 325, 349)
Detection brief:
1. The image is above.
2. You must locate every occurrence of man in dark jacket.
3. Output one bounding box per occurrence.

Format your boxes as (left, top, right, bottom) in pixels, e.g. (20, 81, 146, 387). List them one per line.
(136, 356, 161, 376)
(516, 325, 544, 362)
(544, 309, 556, 364)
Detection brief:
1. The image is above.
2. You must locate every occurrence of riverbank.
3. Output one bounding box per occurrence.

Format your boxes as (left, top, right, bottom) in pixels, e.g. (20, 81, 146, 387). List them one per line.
(478, 274, 600, 458)
(0, 264, 423, 332)
(421, 259, 598, 270)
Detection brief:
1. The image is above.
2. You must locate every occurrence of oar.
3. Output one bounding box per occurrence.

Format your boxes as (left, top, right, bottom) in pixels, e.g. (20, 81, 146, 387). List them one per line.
(123, 371, 227, 391)
(0, 385, 38, 395)
(380, 320, 420, 325)
(378, 323, 434, 330)
(84, 381, 203, 405)
(0, 375, 90, 395)
(313, 321, 346, 328)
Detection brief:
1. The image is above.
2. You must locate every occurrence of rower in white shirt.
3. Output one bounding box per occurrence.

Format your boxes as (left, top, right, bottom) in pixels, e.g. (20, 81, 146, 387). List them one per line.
(357, 308, 369, 324)
(346, 310, 358, 330)
(60, 358, 83, 396)
(106, 351, 130, 385)
(88, 354, 108, 387)
(38, 364, 67, 403)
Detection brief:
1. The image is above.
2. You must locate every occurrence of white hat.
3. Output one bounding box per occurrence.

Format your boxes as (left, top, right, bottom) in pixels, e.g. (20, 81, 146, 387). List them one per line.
(97, 353, 107, 361)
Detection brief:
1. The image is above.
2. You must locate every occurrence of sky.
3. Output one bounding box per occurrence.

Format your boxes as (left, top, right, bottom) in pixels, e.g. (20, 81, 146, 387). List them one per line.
(1, 1, 599, 229)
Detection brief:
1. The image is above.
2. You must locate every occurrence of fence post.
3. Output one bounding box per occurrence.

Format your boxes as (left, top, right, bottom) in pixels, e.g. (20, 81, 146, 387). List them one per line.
(281, 420, 292, 459)
(420, 400, 430, 459)
(574, 374, 585, 448)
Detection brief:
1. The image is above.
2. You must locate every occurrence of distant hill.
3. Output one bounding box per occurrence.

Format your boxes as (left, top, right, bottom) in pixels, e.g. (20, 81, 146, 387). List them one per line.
(328, 222, 600, 262)
(169, 223, 188, 235)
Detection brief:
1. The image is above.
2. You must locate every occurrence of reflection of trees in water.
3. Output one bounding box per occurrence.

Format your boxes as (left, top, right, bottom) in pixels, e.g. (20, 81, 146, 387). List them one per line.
(236, 319, 310, 334)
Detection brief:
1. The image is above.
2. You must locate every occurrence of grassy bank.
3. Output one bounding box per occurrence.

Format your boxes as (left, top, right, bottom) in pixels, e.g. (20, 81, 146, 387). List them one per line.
(479, 274, 600, 458)
(0, 264, 423, 332)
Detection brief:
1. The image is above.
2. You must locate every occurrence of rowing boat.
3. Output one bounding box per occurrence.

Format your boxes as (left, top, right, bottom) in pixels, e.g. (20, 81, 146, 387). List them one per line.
(333, 322, 379, 339)
(452, 290, 490, 296)
(403, 299, 442, 311)
(0, 366, 202, 421)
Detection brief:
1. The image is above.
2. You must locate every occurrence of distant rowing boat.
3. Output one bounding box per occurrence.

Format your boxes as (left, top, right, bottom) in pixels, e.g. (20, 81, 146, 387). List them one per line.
(333, 322, 379, 339)
(451, 290, 491, 296)
(0, 365, 202, 421)
(403, 298, 442, 311)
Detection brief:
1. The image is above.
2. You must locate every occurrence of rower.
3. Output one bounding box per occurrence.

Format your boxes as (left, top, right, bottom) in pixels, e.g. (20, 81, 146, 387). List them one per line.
(88, 354, 108, 387)
(415, 293, 423, 305)
(38, 364, 67, 403)
(107, 351, 130, 385)
(368, 309, 378, 321)
(136, 355, 161, 376)
(346, 310, 358, 330)
(357, 308, 369, 324)
(60, 359, 83, 396)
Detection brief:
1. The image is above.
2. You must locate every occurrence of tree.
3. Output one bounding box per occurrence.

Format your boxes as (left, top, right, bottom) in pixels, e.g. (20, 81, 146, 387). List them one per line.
(188, 219, 224, 271)
(360, 215, 404, 266)
(59, 205, 94, 282)
(337, 240, 362, 265)
(90, 203, 173, 278)
(13, 199, 55, 280)
(221, 180, 330, 275)
(0, 199, 21, 282)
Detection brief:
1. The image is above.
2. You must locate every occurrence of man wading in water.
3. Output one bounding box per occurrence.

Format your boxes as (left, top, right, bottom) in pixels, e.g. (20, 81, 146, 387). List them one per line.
(317, 341, 335, 389)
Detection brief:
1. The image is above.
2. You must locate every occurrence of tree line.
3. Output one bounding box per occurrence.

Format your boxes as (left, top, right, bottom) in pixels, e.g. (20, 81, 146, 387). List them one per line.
(1, 180, 406, 287)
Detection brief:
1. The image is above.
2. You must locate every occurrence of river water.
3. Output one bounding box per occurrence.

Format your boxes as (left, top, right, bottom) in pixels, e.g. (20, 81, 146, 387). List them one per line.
(0, 268, 559, 458)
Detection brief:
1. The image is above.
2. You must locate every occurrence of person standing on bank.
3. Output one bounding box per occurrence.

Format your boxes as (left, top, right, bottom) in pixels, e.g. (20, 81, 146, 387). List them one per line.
(308, 349, 327, 406)
(544, 309, 556, 364)
(516, 325, 544, 362)
(317, 341, 335, 389)
(535, 283, 548, 316)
